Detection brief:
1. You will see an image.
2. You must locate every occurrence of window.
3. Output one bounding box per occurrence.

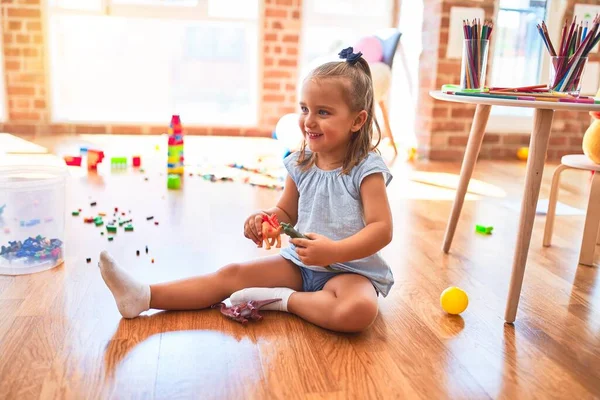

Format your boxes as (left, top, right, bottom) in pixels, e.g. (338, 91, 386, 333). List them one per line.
(299, 0, 394, 83)
(490, 0, 548, 117)
(47, 0, 259, 126)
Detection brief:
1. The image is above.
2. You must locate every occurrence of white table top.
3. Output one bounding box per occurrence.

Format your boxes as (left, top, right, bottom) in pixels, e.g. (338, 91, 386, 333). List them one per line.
(430, 90, 600, 112)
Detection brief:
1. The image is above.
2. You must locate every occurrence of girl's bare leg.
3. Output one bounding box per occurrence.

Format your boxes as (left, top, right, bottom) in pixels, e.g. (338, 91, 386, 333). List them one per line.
(98, 250, 302, 318)
(150, 256, 302, 310)
(287, 274, 379, 333)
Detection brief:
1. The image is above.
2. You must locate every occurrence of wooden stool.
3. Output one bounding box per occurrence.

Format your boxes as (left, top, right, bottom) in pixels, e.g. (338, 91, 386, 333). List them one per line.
(543, 154, 600, 266)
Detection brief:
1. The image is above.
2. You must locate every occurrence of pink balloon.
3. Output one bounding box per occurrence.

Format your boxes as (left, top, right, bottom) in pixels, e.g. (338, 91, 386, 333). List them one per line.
(354, 36, 383, 63)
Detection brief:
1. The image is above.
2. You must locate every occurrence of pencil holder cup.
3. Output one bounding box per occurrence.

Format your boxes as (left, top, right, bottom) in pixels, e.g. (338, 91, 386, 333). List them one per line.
(549, 56, 588, 96)
(460, 39, 489, 91)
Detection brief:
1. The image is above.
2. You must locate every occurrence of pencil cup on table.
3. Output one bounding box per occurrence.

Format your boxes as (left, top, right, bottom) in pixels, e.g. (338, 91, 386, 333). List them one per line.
(549, 56, 588, 96)
(460, 39, 489, 91)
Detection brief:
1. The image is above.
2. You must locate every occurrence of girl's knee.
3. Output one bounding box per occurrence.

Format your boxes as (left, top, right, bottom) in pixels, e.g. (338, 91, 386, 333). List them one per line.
(217, 262, 242, 286)
(333, 297, 378, 332)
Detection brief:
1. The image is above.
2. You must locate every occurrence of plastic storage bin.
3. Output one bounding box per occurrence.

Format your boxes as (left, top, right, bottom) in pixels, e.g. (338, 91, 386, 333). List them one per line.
(0, 157, 68, 275)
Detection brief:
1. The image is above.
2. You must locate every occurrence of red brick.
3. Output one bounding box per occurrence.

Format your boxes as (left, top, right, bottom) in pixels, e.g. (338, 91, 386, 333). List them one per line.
(275, 0, 293, 5)
(429, 149, 464, 161)
(110, 125, 143, 135)
(448, 135, 467, 146)
(23, 48, 38, 57)
(27, 21, 42, 31)
(16, 34, 29, 44)
(5, 48, 20, 56)
(185, 126, 211, 135)
(7, 8, 41, 18)
(3, 123, 36, 134)
(263, 94, 285, 102)
(264, 70, 291, 78)
(502, 134, 530, 145)
(33, 99, 45, 108)
(274, 46, 282, 54)
(264, 33, 277, 42)
(431, 120, 465, 132)
(8, 21, 22, 31)
(286, 83, 295, 91)
(5, 60, 20, 70)
(9, 111, 40, 120)
(282, 34, 299, 43)
(264, 82, 280, 91)
(483, 134, 499, 144)
(264, 57, 274, 66)
(73, 124, 106, 134)
(450, 107, 475, 118)
(292, 10, 300, 19)
(47, 124, 74, 134)
(286, 47, 298, 56)
(7, 86, 34, 96)
(265, 8, 287, 18)
(212, 127, 242, 137)
(272, 21, 283, 30)
(278, 58, 297, 67)
(549, 136, 567, 146)
(4, 34, 13, 44)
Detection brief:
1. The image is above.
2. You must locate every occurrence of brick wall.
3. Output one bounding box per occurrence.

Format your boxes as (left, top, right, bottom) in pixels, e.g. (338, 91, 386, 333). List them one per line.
(416, 0, 598, 161)
(0, 0, 302, 137)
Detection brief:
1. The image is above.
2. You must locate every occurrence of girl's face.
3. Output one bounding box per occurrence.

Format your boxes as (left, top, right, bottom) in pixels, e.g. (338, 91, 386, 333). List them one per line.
(298, 78, 365, 158)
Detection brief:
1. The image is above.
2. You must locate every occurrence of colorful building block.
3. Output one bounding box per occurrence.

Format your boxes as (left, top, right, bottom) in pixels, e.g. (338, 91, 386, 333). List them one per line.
(106, 225, 117, 233)
(124, 224, 134, 232)
(132, 155, 141, 167)
(167, 115, 184, 174)
(111, 157, 127, 168)
(475, 225, 493, 235)
(64, 156, 82, 166)
(87, 150, 105, 170)
(167, 174, 181, 190)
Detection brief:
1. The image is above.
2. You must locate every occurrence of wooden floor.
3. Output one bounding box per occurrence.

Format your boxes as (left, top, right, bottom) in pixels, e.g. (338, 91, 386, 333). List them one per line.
(1, 134, 600, 399)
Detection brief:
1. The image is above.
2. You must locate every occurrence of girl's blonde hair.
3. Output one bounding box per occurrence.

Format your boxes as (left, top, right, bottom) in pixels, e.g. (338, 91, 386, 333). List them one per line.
(297, 54, 381, 175)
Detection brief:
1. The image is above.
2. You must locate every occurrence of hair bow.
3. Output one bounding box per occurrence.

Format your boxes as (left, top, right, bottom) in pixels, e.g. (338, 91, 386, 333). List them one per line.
(338, 47, 363, 65)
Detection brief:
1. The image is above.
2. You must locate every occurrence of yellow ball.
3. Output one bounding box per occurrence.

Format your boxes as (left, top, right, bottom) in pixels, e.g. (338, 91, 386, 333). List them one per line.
(516, 147, 529, 161)
(440, 287, 469, 315)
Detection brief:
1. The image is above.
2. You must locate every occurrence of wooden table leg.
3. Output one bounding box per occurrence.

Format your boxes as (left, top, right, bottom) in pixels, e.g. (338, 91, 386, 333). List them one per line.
(505, 108, 554, 323)
(579, 171, 600, 266)
(442, 104, 491, 253)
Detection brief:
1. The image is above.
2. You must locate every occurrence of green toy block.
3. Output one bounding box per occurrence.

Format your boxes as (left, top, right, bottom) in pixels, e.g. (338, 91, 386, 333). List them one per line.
(475, 225, 493, 235)
(167, 174, 181, 190)
(124, 224, 134, 232)
(72, 210, 79, 216)
(111, 157, 127, 167)
(94, 218, 103, 226)
(106, 225, 117, 233)
(108, 237, 114, 241)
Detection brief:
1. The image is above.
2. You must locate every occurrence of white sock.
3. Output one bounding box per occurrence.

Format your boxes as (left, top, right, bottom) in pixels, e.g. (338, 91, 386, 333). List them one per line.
(230, 287, 296, 312)
(98, 250, 151, 319)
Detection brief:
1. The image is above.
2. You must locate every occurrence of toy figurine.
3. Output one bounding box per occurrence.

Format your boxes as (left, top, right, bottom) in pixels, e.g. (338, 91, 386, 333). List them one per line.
(211, 299, 281, 324)
(280, 222, 309, 239)
(260, 214, 282, 250)
(87, 150, 105, 170)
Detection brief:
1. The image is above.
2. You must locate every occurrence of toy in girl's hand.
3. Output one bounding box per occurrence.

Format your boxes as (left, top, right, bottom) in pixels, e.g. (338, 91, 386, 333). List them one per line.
(260, 214, 282, 250)
(279, 222, 309, 240)
(211, 299, 281, 324)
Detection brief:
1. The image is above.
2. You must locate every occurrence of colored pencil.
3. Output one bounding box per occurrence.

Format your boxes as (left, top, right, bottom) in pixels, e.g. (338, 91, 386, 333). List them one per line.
(461, 19, 493, 89)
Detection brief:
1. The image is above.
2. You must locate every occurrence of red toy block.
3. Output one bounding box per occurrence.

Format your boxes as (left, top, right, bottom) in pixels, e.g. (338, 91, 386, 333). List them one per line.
(87, 150, 105, 170)
(63, 156, 82, 166)
(132, 155, 141, 167)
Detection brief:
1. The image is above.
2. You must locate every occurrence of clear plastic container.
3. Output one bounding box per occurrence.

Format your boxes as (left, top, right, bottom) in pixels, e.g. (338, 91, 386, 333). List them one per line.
(0, 158, 68, 275)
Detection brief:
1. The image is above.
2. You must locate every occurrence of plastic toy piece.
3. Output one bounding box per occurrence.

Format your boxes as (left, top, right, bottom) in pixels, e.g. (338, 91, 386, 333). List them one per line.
(124, 224, 134, 232)
(90, 202, 97, 207)
(111, 157, 127, 168)
(87, 150, 104, 170)
(167, 115, 184, 174)
(280, 222, 309, 239)
(64, 156, 82, 166)
(146, 216, 154, 220)
(106, 225, 117, 233)
(145, 245, 148, 254)
(83, 217, 94, 223)
(80, 147, 88, 154)
(94, 218, 103, 227)
(132, 156, 141, 167)
(98, 212, 106, 217)
(211, 299, 281, 324)
(72, 211, 80, 216)
(86, 258, 91, 263)
(167, 174, 181, 190)
(108, 237, 114, 241)
(136, 250, 140, 256)
(475, 225, 493, 235)
(151, 258, 155, 263)
(118, 219, 132, 226)
(260, 214, 282, 250)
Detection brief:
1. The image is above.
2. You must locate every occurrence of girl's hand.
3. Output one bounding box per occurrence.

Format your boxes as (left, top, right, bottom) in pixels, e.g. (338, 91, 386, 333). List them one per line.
(291, 233, 338, 267)
(244, 211, 267, 245)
